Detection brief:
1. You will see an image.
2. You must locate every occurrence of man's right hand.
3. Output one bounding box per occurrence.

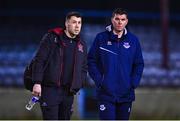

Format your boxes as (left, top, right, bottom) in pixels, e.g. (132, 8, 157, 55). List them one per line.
(32, 84, 41, 97)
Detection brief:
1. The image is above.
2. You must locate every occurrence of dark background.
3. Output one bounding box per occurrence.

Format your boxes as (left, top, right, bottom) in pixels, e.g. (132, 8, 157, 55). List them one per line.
(0, 0, 180, 44)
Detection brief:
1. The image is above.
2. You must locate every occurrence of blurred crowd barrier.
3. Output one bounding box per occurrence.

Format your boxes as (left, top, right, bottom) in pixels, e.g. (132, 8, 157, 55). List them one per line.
(1, 88, 180, 120)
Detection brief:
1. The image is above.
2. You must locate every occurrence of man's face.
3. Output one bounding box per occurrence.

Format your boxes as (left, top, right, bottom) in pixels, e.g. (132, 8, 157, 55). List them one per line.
(65, 16, 82, 36)
(111, 14, 128, 32)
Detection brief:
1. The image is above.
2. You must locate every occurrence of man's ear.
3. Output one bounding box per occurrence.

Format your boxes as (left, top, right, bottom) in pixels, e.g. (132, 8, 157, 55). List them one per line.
(126, 19, 128, 26)
(111, 17, 113, 24)
(65, 20, 68, 28)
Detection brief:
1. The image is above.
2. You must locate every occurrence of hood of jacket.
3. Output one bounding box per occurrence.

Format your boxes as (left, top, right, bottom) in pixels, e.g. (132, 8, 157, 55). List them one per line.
(105, 25, 128, 41)
(48, 27, 81, 42)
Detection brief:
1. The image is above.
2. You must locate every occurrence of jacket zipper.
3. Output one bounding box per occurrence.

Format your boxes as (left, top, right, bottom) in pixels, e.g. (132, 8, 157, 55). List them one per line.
(71, 41, 79, 89)
(58, 44, 64, 87)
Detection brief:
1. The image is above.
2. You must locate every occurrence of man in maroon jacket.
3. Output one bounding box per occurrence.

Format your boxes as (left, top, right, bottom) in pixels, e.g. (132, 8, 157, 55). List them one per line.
(32, 11, 87, 120)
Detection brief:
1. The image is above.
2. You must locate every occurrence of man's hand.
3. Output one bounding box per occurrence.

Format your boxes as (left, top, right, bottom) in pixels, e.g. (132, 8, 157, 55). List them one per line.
(32, 84, 41, 97)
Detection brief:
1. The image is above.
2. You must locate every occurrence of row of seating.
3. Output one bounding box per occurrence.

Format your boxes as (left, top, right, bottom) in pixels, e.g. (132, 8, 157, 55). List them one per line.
(0, 24, 179, 87)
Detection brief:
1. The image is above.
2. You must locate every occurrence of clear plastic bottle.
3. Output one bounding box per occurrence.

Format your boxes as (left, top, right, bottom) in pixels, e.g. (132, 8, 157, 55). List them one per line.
(25, 96, 39, 111)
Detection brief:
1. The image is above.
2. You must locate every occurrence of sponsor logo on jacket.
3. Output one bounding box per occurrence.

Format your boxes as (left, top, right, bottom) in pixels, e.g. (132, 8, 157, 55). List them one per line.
(78, 43, 83, 53)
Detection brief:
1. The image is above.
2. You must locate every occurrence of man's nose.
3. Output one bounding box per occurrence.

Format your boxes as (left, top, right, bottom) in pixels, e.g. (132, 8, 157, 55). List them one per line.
(118, 20, 122, 24)
(76, 24, 80, 28)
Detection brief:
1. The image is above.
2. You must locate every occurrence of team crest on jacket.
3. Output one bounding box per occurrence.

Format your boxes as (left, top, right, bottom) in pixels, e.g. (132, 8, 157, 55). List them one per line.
(78, 43, 83, 53)
(100, 104, 106, 111)
(123, 42, 130, 49)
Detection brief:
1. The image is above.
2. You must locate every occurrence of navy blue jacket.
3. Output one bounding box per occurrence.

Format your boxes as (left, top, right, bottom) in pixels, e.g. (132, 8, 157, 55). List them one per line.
(88, 27, 144, 102)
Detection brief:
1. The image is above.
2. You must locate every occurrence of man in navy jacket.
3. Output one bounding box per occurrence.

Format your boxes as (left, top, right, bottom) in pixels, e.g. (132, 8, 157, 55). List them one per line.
(88, 8, 144, 120)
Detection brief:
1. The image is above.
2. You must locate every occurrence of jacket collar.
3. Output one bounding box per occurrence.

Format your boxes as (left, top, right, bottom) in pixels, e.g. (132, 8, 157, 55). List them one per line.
(106, 25, 127, 41)
(48, 27, 81, 41)
(48, 27, 82, 46)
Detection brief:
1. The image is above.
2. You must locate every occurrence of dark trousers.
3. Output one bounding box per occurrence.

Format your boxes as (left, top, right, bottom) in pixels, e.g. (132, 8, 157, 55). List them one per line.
(40, 87, 74, 120)
(98, 100, 132, 120)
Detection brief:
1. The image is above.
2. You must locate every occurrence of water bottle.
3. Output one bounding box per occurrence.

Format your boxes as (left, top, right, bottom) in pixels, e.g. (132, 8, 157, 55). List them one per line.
(25, 96, 39, 111)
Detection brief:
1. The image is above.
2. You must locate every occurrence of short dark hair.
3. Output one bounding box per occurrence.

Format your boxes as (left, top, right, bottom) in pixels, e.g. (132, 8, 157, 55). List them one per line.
(65, 11, 82, 20)
(112, 8, 128, 18)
